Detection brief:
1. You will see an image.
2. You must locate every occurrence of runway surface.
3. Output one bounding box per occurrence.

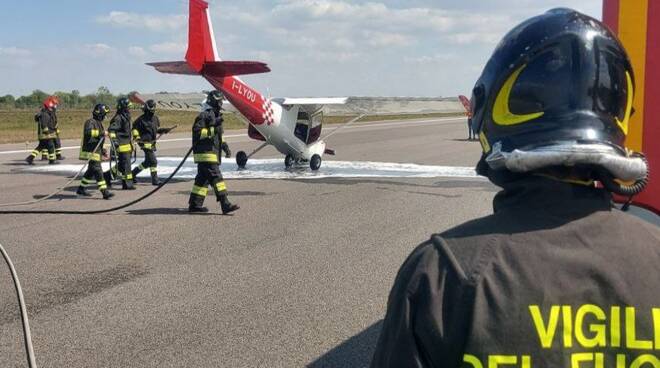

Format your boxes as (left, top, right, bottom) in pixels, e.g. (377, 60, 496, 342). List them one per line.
(0, 117, 495, 367)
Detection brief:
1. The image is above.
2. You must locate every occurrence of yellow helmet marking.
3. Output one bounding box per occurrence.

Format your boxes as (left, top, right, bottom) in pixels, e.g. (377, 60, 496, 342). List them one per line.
(615, 71, 633, 136)
(492, 64, 545, 126)
(479, 131, 490, 153)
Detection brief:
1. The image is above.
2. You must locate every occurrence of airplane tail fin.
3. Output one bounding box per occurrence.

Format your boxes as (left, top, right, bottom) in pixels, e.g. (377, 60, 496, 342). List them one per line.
(458, 95, 472, 117)
(186, 0, 219, 71)
(145, 0, 270, 78)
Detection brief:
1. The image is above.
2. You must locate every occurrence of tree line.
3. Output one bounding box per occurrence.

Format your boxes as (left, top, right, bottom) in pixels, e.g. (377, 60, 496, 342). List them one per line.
(0, 87, 130, 110)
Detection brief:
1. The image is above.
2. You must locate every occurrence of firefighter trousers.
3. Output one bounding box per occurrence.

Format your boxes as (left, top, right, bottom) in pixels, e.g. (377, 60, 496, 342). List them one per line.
(31, 139, 56, 161)
(135, 148, 158, 175)
(189, 162, 228, 208)
(81, 161, 107, 191)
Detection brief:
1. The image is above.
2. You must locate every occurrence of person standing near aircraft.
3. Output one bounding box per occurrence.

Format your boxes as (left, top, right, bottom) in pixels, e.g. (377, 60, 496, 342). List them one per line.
(76, 104, 114, 200)
(188, 90, 239, 214)
(53, 104, 65, 161)
(25, 96, 59, 165)
(371, 9, 659, 367)
(104, 97, 135, 190)
(131, 99, 163, 186)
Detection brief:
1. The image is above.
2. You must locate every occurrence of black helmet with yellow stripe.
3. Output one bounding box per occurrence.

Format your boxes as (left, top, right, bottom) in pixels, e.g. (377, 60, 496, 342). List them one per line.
(472, 8, 648, 196)
(92, 104, 110, 121)
(117, 97, 131, 112)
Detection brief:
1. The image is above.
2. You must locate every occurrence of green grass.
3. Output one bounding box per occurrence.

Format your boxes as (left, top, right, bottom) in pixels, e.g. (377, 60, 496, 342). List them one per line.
(0, 109, 244, 144)
(0, 110, 465, 144)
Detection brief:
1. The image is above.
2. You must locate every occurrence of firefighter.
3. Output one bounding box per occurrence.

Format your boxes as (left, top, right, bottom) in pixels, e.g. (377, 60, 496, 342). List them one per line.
(371, 9, 659, 368)
(131, 99, 163, 186)
(25, 96, 59, 165)
(53, 102, 65, 160)
(467, 117, 474, 141)
(188, 90, 239, 214)
(104, 97, 135, 190)
(76, 104, 114, 200)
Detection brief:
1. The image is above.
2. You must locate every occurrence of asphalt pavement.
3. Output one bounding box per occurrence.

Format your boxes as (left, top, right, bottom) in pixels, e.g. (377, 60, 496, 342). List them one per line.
(0, 117, 497, 368)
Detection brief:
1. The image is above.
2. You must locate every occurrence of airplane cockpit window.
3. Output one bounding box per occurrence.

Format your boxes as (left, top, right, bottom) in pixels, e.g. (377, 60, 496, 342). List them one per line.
(294, 111, 310, 143)
(307, 112, 323, 144)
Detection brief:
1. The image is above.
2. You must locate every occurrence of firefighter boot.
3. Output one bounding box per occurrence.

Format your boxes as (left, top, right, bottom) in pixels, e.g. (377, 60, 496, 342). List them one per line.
(103, 171, 114, 189)
(151, 172, 161, 186)
(188, 205, 209, 213)
(131, 167, 141, 184)
(56, 154, 66, 160)
(219, 195, 239, 215)
(25, 155, 34, 165)
(48, 159, 59, 165)
(102, 189, 115, 200)
(122, 180, 136, 190)
(188, 193, 208, 213)
(76, 186, 93, 197)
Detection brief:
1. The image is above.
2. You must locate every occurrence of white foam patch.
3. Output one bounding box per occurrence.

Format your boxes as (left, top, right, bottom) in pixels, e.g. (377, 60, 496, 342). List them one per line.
(21, 157, 480, 180)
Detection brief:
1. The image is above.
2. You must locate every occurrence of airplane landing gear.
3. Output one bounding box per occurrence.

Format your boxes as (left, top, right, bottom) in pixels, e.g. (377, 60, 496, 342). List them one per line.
(310, 154, 322, 171)
(285, 154, 295, 168)
(236, 151, 248, 168)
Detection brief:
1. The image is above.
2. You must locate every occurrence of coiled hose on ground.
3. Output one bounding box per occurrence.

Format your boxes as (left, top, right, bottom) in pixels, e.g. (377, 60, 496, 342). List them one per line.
(0, 147, 193, 215)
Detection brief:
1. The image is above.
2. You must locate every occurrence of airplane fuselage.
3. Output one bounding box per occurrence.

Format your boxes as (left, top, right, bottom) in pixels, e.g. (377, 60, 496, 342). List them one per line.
(205, 74, 326, 160)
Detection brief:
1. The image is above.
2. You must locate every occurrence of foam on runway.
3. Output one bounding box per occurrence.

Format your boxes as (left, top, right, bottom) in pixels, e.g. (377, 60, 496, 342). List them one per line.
(22, 157, 480, 180)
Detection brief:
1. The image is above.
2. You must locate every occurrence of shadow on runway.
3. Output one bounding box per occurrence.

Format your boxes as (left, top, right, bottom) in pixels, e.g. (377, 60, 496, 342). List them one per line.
(32, 193, 79, 200)
(307, 320, 382, 368)
(433, 179, 497, 191)
(126, 207, 219, 216)
(3, 160, 33, 167)
(377, 186, 462, 198)
(450, 138, 481, 142)
(286, 177, 496, 192)
(172, 190, 273, 197)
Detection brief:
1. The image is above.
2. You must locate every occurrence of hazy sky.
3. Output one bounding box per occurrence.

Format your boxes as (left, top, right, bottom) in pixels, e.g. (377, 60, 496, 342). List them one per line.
(0, 0, 601, 98)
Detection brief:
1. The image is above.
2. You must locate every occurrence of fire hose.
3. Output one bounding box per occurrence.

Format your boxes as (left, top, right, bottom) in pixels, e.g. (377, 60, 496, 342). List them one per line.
(0, 147, 193, 215)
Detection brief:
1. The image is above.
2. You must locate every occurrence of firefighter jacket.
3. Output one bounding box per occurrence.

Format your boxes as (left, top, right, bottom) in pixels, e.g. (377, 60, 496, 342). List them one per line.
(108, 111, 133, 153)
(371, 176, 660, 368)
(132, 113, 160, 150)
(192, 108, 223, 163)
(79, 118, 105, 162)
(35, 108, 57, 140)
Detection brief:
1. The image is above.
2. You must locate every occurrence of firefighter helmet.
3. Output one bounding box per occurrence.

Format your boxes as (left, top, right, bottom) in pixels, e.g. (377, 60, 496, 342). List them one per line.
(44, 96, 59, 110)
(117, 97, 131, 112)
(206, 90, 224, 110)
(471, 8, 647, 192)
(143, 99, 157, 114)
(93, 104, 110, 120)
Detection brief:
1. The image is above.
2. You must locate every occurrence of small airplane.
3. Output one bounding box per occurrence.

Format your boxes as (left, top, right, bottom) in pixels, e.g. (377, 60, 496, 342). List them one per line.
(140, 0, 357, 171)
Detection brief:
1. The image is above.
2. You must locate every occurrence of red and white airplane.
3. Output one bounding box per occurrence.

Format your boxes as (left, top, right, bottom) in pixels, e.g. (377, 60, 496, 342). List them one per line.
(141, 0, 354, 171)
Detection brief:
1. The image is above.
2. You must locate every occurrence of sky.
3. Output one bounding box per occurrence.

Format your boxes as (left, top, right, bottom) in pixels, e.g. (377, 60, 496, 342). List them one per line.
(0, 0, 602, 98)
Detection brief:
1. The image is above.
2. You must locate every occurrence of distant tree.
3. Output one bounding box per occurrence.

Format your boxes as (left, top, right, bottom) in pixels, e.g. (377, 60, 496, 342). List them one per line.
(1, 88, 128, 110)
(0, 95, 15, 109)
(70, 90, 82, 108)
(95, 86, 115, 106)
(15, 90, 48, 109)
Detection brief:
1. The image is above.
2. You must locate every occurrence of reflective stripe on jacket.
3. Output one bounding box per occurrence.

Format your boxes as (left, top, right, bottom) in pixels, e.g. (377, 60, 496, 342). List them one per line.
(192, 109, 223, 164)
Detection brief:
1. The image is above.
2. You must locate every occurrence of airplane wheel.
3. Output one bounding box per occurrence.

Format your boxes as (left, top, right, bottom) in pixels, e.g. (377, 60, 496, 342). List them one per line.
(285, 154, 295, 168)
(236, 151, 248, 168)
(310, 154, 322, 171)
